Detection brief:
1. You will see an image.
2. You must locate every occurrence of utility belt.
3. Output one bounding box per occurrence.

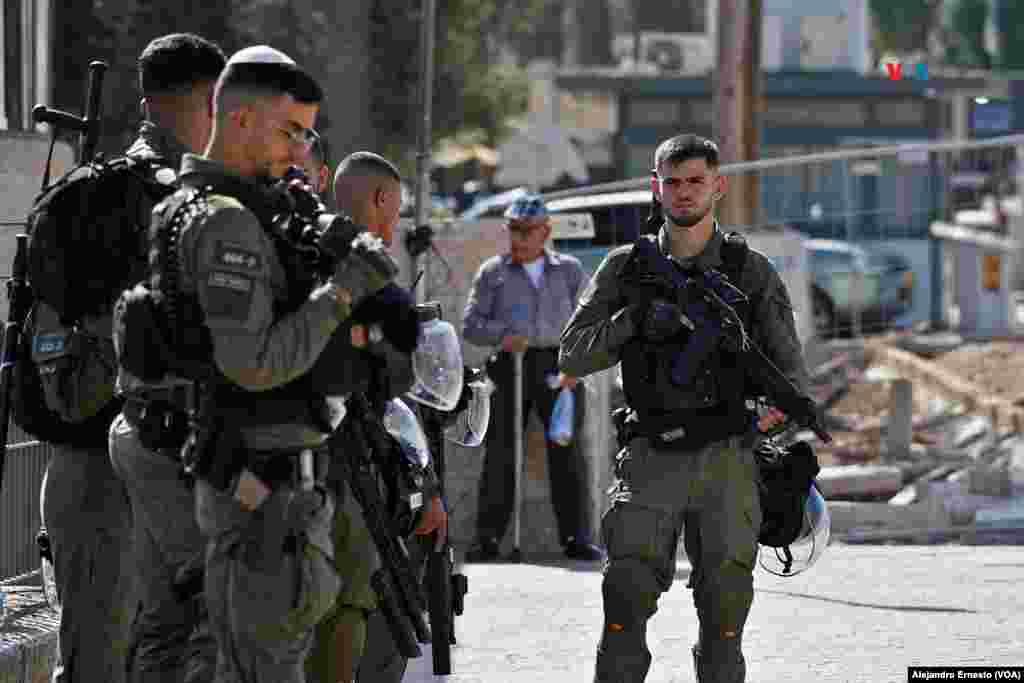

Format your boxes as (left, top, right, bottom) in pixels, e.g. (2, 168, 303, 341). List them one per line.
(613, 403, 752, 452)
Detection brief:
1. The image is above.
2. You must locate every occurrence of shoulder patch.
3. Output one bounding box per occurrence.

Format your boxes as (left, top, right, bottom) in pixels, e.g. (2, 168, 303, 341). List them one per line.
(215, 242, 262, 271)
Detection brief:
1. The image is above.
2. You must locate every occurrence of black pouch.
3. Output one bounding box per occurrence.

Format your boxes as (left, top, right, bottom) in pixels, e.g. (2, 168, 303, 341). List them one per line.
(114, 283, 174, 383)
(134, 401, 190, 451)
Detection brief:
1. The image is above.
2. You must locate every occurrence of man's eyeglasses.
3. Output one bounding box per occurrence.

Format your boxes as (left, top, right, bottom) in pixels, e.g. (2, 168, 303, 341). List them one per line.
(276, 125, 320, 152)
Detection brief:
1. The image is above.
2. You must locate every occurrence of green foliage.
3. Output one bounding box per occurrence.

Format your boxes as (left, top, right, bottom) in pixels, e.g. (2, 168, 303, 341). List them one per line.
(53, 0, 536, 162)
(869, 0, 935, 55)
(940, 0, 991, 68)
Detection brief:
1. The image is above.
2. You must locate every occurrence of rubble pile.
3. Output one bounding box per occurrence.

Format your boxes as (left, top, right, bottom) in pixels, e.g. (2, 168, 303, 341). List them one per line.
(805, 339, 1024, 544)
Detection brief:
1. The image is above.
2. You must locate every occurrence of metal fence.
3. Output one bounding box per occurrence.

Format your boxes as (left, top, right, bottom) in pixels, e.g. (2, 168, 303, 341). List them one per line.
(546, 133, 1024, 338)
(1, 426, 51, 580)
(0, 221, 50, 581)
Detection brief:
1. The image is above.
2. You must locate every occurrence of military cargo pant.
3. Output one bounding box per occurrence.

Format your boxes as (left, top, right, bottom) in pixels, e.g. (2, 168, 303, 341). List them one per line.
(594, 434, 761, 683)
(109, 413, 217, 683)
(307, 479, 379, 683)
(195, 468, 341, 683)
(42, 442, 136, 683)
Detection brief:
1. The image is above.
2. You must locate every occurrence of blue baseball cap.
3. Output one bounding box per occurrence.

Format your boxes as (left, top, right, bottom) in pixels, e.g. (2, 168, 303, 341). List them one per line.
(504, 194, 549, 220)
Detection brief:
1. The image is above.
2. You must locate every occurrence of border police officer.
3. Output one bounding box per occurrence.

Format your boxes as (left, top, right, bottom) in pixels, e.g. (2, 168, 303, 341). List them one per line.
(559, 134, 810, 683)
(44, 33, 225, 683)
(160, 45, 422, 683)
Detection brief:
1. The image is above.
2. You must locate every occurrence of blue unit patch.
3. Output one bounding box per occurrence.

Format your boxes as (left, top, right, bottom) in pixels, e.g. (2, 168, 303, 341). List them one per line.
(34, 334, 66, 355)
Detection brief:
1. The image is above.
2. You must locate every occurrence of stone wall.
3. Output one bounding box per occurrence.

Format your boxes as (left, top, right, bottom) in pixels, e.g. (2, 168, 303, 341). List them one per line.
(393, 219, 618, 554)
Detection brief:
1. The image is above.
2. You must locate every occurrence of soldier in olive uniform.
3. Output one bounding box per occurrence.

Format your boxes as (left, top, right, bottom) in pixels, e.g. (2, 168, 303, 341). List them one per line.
(308, 151, 449, 683)
(559, 134, 809, 683)
(42, 34, 225, 683)
(151, 47, 423, 683)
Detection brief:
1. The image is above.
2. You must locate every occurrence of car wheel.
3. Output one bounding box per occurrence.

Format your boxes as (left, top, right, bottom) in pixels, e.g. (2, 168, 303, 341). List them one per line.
(812, 288, 836, 339)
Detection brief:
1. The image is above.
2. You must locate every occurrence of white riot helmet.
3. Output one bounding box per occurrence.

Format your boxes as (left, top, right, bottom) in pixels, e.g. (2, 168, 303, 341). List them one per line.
(405, 302, 464, 411)
(443, 371, 495, 447)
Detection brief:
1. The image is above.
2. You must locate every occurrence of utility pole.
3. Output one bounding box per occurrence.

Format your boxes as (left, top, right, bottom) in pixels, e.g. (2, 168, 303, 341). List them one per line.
(412, 0, 437, 304)
(712, 0, 762, 229)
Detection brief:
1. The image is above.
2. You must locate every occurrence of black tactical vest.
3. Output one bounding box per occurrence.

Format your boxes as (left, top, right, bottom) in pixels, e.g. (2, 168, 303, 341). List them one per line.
(147, 178, 370, 431)
(619, 232, 753, 424)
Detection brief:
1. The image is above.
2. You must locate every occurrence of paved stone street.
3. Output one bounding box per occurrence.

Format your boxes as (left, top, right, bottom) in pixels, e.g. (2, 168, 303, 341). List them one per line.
(403, 544, 1024, 683)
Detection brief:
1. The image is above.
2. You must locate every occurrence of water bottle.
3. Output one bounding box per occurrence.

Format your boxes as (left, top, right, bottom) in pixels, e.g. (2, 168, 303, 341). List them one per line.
(0, 588, 7, 626)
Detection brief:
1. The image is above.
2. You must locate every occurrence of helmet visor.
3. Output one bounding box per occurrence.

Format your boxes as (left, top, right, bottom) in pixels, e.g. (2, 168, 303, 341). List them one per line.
(759, 483, 830, 577)
(382, 398, 432, 468)
(406, 318, 464, 411)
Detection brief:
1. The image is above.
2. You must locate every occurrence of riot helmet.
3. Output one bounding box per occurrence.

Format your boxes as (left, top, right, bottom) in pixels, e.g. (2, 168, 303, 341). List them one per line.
(405, 302, 464, 411)
(443, 372, 495, 447)
(759, 482, 830, 577)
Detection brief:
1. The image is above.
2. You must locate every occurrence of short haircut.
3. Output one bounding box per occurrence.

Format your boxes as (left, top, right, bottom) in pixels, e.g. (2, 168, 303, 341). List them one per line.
(654, 134, 720, 172)
(215, 47, 323, 106)
(138, 33, 226, 96)
(334, 151, 402, 186)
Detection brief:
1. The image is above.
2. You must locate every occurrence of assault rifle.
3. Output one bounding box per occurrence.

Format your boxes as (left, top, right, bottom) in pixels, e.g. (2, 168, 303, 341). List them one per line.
(622, 237, 832, 444)
(0, 61, 108, 489)
(335, 388, 431, 659)
(416, 371, 478, 675)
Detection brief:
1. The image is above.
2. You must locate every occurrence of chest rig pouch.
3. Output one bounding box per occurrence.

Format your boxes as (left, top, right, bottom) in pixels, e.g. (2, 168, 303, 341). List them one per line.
(619, 232, 754, 424)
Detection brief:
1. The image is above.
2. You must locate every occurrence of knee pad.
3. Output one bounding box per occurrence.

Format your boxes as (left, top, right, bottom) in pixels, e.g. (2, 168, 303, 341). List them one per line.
(602, 561, 661, 629)
(693, 559, 754, 639)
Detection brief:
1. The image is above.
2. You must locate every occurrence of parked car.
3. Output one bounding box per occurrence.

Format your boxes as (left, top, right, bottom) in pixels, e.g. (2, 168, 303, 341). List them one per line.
(806, 239, 914, 337)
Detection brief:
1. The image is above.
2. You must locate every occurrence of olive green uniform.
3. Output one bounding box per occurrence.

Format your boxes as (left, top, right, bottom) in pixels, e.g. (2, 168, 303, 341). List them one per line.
(559, 226, 808, 683)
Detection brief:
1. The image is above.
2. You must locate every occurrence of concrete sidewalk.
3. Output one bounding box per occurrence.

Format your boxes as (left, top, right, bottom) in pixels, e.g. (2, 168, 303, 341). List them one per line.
(4, 544, 1022, 683)
(405, 544, 1023, 683)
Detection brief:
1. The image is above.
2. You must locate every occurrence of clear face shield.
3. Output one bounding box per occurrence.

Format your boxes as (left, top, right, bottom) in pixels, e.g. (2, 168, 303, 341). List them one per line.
(405, 302, 464, 411)
(382, 397, 432, 469)
(443, 374, 496, 447)
(759, 483, 830, 577)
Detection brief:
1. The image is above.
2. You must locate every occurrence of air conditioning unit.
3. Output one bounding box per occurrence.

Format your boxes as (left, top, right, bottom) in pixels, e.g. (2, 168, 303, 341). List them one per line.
(638, 33, 712, 75)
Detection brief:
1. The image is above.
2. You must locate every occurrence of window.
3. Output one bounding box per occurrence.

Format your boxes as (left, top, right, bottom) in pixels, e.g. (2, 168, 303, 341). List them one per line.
(762, 99, 867, 127)
(874, 100, 926, 126)
(626, 98, 682, 127)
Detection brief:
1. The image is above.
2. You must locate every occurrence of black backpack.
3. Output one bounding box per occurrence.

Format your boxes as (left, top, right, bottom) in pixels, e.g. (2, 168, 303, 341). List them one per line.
(26, 156, 176, 323)
(9, 156, 177, 447)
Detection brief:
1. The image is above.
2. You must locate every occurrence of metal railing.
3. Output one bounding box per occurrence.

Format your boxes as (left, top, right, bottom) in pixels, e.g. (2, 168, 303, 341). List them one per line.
(543, 133, 1023, 339)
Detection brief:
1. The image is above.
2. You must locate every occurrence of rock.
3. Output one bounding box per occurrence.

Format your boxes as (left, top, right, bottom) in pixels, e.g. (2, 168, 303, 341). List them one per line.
(816, 465, 904, 500)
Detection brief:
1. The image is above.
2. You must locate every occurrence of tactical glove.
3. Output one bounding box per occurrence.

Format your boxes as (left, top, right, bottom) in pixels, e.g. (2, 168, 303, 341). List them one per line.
(332, 232, 400, 309)
(351, 283, 421, 354)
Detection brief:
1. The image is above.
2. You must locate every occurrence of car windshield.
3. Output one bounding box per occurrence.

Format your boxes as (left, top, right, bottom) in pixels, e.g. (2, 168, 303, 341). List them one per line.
(808, 249, 853, 271)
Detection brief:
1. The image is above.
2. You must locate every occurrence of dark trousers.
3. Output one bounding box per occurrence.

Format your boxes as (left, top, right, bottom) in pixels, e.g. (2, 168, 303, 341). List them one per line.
(476, 348, 590, 546)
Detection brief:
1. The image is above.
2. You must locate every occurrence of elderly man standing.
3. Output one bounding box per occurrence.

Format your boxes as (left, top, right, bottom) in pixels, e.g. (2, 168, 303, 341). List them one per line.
(462, 194, 603, 562)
